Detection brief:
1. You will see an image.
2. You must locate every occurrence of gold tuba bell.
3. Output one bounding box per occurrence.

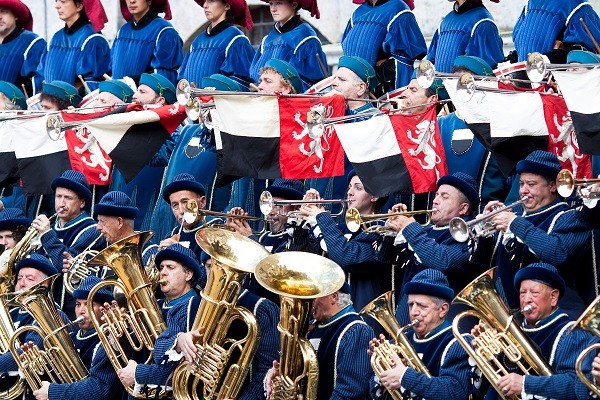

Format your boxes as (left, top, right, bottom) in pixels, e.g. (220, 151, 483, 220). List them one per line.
(452, 267, 552, 400)
(85, 231, 167, 398)
(572, 295, 600, 397)
(0, 293, 26, 400)
(172, 227, 269, 400)
(254, 251, 346, 400)
(360, 291, 431, 400)
(9, 274, 89, 391)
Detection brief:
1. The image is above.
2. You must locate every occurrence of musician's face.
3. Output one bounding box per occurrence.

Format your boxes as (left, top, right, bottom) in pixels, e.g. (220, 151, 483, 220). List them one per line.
(266, 196, 293, 233)
(204, 0, 230, 24)
(519, 280, 559, 324)
(54, 0, 83, 25)
(55, 187, 85, 223)
(40, 98, 61, 111)
(347, 175, 377, 214)
(95, 91, 124, 107)
(0, 8, 17, 35)
(332, 67, 366, 100)
(96, 215, 125, 243)
(519, 172, 557, 212)
(312, 292, 337, 322)
(133, 84, 162, 106)
(158, 260, 194, 301)
(126, 0, 151, 20)
(269, 0, 297, 23)
(431, 184, 469, 227)
(399, 79, 436, 115)
(407, 294, 448, 338)
(0, 230, 16, 250)
(169, 190, 206, 229)
(15, 267, 47, 291)
(257, 70, 292, 94)
(75, 298, 100, 333)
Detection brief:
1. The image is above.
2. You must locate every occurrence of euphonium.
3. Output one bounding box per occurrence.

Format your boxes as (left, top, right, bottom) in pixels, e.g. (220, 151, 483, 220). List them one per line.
(0, 293, 26, 400)
(254, 252, 346, 400)
(572, 295, 600, 397)
(9, 274, 89, 391)
(452, 267, 552, 400)
(64, 233, 103, 295)
(172, 228, 269, 400)
(360, 291, 430, 400)
(85, 231, 167, 398)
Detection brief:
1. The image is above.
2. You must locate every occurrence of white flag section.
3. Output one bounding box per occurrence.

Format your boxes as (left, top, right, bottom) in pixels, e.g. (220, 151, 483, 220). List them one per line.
(443, 78, 497, 124)
(334, 114, 400, 163)
(553, 69, 600, 114)
(2, 116, 67, 157)
(488, 91, 548, 139)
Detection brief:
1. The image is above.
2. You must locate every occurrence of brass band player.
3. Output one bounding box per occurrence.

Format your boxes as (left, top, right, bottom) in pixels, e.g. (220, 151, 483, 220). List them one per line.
(369, 269, 473, 400)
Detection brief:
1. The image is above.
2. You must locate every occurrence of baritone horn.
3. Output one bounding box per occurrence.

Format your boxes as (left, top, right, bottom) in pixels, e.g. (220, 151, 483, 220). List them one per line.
(345, 207, 434, 235)
(9, 274, 89, 391)
(452, 267, 552, 400)
(255, 252, 346, 400)
(448, 196, 530, 242)
(0, 293, 26, 400)
(172, 228, 269, 400)
(556, 169, 600, 199)
(361, 291, 430, 400)
(572, 295, 600, 397)
(64, 233, 104, 294)
(86, 231, 167, 398)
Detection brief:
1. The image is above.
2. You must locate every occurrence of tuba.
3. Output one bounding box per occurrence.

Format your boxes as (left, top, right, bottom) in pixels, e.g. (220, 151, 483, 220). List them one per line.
(452, 267, 552, 400)
(254, 252, 346, 400)
(172, 228, 269, 400)
(572, 295, 600, 397)
(9, 274, 89, 390)
(360, 291, 431, 400)
(0, 293, 26, 400)
(85, 231, 167, 398)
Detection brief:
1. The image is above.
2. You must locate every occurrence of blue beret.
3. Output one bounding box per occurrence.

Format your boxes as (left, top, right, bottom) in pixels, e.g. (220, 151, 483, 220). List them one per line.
(42, 80, 82, 106)
(516, 150, 561, 180)
(338, 55, 377, 92)
(437, 172, 479, 209)
(51, 170, 92, 204)
(139, 73, 177, 105)
(155, 243, 202, 280)
(453, 55, 494, 76)
(162, 173, 206, 203)
(265, 179, 304, 200)
(201, 74, 242, 92)
(514, 262, 566, 299)
(72, 275, 114, 304)
(404, 269, 454, 302)
(94, 191, 139, 219)
(99, 80, 134, 103)
(263, 59, 303, 94)
(0, 81, 26, 110)
(16, 254, 58, 277)
(0, 208, 30, 232)
(567, 50, 600, 65)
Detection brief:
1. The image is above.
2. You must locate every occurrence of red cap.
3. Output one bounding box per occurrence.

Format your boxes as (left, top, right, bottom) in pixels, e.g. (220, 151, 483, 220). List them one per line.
(195, 0, 253, 29)
(0, 0, 33, 30)
(261, 0, 320, 19)
(82, 0, 108, 32)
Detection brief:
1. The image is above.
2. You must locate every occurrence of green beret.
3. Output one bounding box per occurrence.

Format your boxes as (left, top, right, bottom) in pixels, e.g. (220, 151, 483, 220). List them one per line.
(264, 59, 303, 94)
(338, 55, 377, 92)
(453, 55, 493, 76)
(42, 80, 82, 107)
(99, 80, 134, 103)
(201, 74, 242, 92)
(0, 81, 26, 110)
(567, 50, 600, 65)
(139, 73, 177, 104)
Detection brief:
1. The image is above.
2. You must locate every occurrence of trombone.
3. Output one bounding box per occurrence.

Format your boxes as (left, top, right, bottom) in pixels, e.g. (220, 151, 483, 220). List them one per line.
(345, 207, 435, 235)
(526, 52, 600, 83)
(258, 190, 349, 217)
(556, 169, 600, 199)
(448, 196, 530, 242)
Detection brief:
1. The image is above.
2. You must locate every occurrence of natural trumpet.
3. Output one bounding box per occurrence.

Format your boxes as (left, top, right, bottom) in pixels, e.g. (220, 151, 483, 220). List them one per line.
(526, 51, 600, 83)
(556, 169, 600, 199)
(345, 207, 435, 235)
(179, 199, 265, 234)
(259, 191, 349, 218)
(448, 196, 530, 242)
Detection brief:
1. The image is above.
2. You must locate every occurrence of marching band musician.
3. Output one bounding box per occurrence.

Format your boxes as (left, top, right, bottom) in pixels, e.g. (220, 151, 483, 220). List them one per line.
(37, 0, 110, 90)
(397, 71, 446, 116)
(377, 172, 479, 325)
(472, 262, 597, 400)
(471, 150, 592, 318)
(265, 282, 374, 399)
(174, 251, 280, 399)
(341, 0, 426, 93)
(116, 243, 201, 398)
(111, 0, 183, 85)
(0, 207, 29, 249)
(93, 79, 134, 108)
(32, 275, 124, 400)
(178, 0, 255, 87)
(93, 191, 139, 245)
(299, 170, 391, 335)
(0, 0, 45, 94)
(249, 0, 328, 91)
(39, 80, 82, 111)
(31, 170, 104, 319)
(370, 269, 473, 400)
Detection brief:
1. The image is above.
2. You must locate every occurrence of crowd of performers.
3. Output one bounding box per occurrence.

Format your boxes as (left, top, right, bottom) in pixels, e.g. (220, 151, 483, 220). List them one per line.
(1, 0, 600, 399)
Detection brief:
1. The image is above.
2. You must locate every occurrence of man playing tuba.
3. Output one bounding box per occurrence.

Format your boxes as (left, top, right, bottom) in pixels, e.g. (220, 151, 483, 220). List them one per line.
(369, 269, 473, 400)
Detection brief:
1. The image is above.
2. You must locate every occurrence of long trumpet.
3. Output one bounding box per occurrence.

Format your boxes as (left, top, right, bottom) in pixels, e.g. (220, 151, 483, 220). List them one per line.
(526, 52, 600, 83)
(259, 190, 349, 218)
(345, 207, 435, 235)
(180, 199, 266, 234)
(448, 196, 530, 242)
(572, 295, 600, 397)
(452, 267, 552, 400)
(361, 291, 430, 400)
(254, 252, 346, 400)
(556, 169, 600, 199)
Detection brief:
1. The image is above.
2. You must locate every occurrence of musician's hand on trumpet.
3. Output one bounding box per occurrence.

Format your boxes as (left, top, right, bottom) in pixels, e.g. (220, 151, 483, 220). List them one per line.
(297, 189, 326, 220)
(372, 337, 408, 391)
(226, 207, 253, 237)
(483, 201, 516, 233)
(385, 203, 414, 232)
(31, 214, 51, 235)
(158, 234, 180, 250)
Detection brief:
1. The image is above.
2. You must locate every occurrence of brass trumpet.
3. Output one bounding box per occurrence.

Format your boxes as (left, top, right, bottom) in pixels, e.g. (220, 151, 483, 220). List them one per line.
(448, 196, 530, 242)
(526, 52, 600, 83)
(180, 199, 265, 234)
(344, 207, 434, 235)
(556, 169, 600, 199)
(572, 295, 600, 397)
(259, 191, 349, 217)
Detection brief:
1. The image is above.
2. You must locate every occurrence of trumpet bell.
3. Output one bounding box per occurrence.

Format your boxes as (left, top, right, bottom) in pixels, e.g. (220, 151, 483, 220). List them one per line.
(526, 52, 547, 83)
(183, 199, 199, 224)
(176, 79, 192, 104)
(46, 115, 63, 141)
(556, 169, 575, 198)
(448, 217, 470, 243)
(185, 97, 201, 121)
(415, 60, 436, 89)
(456, 73, 476, 102)
(254, 252, 345, 299)
(345, 207, 361, 233)
(259, 191, 274, 215)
